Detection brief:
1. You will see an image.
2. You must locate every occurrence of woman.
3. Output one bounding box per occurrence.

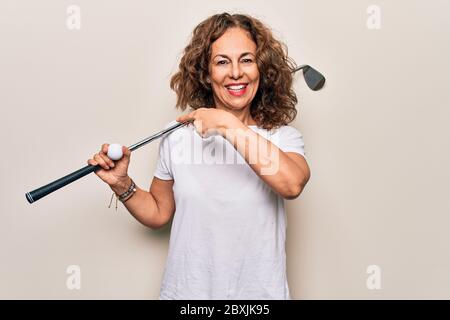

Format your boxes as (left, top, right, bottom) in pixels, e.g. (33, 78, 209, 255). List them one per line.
(87, 13, 311, 300)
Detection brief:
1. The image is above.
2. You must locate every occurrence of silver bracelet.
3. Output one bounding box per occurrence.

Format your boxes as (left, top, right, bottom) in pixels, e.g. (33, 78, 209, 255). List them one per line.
(118, 179, 137, 202)
(108, 179, 137, 211)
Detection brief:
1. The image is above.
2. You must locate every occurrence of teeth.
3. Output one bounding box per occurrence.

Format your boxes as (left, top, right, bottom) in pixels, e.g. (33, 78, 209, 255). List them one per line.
(227, 85, 246, 90)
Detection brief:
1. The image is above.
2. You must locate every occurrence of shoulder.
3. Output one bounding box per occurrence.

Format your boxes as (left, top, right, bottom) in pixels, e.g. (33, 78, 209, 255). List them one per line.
(161, 120, 181, 131)
(157, 120, 196, 151)
(254, 125, 303, 140)
(160, 120, 191, 139)
(251, 125, 302, 134)
(276, 125, 303, 136)
(249, 125, 303, 143)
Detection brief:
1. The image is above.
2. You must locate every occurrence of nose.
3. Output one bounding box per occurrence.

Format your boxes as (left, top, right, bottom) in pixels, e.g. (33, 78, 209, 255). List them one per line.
(229, 61, 243, 80)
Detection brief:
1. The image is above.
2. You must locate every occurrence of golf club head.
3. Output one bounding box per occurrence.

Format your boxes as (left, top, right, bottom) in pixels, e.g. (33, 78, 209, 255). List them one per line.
(293, 65, 326, 91)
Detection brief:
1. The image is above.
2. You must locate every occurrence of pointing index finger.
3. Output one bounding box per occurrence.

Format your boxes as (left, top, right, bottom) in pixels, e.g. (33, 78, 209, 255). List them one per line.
(177, 114, 195, 123)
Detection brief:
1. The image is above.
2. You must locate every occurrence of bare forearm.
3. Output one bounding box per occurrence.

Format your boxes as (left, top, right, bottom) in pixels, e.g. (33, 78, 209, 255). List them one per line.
(110, 177, 162, 228)
(224, 125, 307, 198)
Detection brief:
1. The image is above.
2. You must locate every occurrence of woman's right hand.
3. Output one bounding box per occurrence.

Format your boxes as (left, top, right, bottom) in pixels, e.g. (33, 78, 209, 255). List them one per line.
(87, 144, 131, 188)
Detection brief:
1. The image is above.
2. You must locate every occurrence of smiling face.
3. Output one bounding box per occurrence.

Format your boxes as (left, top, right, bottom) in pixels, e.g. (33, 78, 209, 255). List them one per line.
(208, 27, 260, 115)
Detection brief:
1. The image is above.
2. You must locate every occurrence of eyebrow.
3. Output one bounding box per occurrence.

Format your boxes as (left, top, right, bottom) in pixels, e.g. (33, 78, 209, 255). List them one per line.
(212, 52, 255, 60)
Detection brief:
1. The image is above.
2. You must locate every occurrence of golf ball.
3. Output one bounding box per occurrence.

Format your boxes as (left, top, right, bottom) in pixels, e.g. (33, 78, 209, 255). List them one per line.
(107, 143, 123, 161)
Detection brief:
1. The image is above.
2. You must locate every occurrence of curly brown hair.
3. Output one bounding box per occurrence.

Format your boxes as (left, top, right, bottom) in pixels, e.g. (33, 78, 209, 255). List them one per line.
(170, 13, 298, 130)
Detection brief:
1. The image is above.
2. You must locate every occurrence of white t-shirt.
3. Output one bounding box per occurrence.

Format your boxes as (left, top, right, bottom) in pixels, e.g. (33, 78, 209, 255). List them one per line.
(154, 120, 307, 300)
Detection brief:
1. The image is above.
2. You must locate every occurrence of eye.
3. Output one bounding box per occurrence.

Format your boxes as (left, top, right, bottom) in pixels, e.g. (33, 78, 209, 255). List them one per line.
(242, 58, 253, 63)
(217, 60, 228, 65)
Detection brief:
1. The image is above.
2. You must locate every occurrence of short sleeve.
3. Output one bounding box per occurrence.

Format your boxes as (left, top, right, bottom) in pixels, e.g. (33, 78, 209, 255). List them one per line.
(153, 122, 176, 180)
(277, 126, 307, 160)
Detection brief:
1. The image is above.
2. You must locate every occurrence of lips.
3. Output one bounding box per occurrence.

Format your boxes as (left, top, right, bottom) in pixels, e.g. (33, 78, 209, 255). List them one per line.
(225, 83, 248, 97)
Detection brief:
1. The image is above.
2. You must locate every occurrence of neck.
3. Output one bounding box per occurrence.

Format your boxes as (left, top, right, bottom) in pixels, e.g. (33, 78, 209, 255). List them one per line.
(215, 104, 257, 126)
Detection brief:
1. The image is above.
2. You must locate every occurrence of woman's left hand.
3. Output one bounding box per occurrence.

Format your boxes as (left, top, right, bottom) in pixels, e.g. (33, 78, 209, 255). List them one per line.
(176, 108, 241, 138)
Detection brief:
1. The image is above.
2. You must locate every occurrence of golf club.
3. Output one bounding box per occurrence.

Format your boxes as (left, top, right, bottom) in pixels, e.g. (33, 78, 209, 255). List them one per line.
(25, 64, 325, 204)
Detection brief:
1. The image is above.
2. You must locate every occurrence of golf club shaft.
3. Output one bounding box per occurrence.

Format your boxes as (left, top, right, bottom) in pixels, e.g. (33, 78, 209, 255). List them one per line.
(25, 121, 188, 204)
(25, 64, 323, 204)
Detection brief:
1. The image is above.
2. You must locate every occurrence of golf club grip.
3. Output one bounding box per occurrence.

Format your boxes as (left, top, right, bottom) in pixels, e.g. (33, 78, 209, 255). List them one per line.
(26, 164, 100, 204)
